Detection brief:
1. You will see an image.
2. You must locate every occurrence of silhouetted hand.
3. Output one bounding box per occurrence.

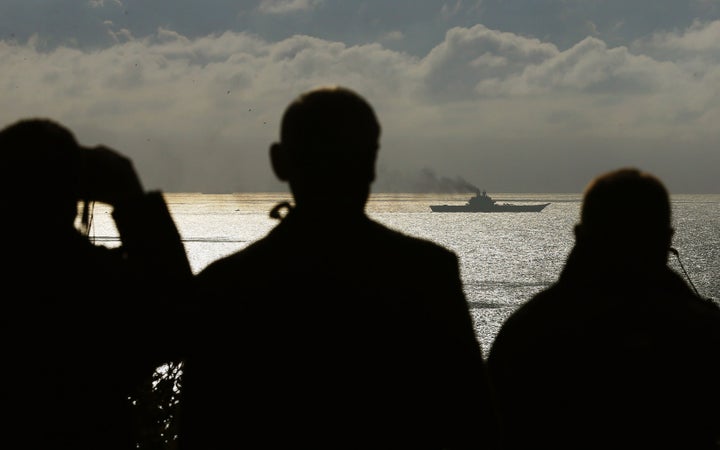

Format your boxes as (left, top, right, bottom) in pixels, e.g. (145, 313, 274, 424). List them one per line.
(77, 145, 145, 207)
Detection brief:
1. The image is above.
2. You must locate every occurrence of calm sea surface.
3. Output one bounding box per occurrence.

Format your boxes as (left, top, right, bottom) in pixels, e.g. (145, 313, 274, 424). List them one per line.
(87, 192, 720, 352)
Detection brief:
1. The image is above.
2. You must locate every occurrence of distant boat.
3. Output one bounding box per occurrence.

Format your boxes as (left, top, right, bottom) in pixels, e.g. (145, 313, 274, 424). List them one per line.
(429, 190, 550, 213)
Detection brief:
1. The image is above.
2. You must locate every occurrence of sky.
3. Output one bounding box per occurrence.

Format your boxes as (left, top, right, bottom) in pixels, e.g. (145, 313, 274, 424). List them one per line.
(2, 0, 720, 193)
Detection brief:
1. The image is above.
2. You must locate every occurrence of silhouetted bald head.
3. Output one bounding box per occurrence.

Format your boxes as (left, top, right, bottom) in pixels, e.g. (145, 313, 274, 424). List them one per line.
(0, 118, 82, 224)
(575, 167, 674, 266)
(271, 86, 381, 211)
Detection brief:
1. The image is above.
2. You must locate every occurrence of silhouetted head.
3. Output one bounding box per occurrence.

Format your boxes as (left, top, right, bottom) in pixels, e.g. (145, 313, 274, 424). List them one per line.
(0, 118, 82, 229)
(574, 167, 674, 267)
(270, 85, 381, 212)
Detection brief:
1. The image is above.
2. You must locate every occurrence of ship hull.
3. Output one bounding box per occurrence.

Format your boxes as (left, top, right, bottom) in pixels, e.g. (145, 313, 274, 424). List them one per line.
(429, 203, 550, 213)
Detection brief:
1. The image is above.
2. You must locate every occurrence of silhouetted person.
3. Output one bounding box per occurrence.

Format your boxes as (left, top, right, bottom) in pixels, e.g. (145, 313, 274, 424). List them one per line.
(0, 118, 192, 450)
(179, 86, 500, 449)
(487, 168, 720, 450)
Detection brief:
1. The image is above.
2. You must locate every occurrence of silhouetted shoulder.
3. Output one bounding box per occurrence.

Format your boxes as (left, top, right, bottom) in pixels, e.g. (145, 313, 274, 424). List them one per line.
(366, 219, 461, 260)
(197, 215, 461, 286)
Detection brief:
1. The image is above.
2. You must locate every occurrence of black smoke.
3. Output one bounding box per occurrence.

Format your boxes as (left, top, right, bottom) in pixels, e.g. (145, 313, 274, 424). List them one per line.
(374, 166, 481, 193)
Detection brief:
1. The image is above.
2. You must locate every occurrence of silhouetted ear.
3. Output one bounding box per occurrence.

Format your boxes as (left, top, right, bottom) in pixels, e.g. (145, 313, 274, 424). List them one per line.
(270, 143, 289, 181)
(367, 145, 379, 183)
(573, 224, 585, 243)
(665, 227, 675, 250)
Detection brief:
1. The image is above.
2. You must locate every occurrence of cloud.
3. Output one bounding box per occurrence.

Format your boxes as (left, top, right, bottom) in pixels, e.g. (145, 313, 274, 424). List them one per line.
(258, 0, 323, 15)
(379, 30, 405, 43)
(440, 1, 464, 19)
(484, 38, 670, 96)
(631, 19, 720, 62)
(1, 20, 719, 193)
(88, 0, 123, 7)
(418, 25, 558, 99)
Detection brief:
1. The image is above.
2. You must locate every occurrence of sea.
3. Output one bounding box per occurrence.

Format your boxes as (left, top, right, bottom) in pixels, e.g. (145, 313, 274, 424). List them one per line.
(86, 192, 720, 353)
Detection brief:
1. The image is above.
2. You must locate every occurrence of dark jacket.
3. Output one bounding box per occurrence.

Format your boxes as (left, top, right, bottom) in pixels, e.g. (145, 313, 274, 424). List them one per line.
(488, 245, 720, 450)
(1, 192, 192, 450)
(180, 206, 500, 449)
